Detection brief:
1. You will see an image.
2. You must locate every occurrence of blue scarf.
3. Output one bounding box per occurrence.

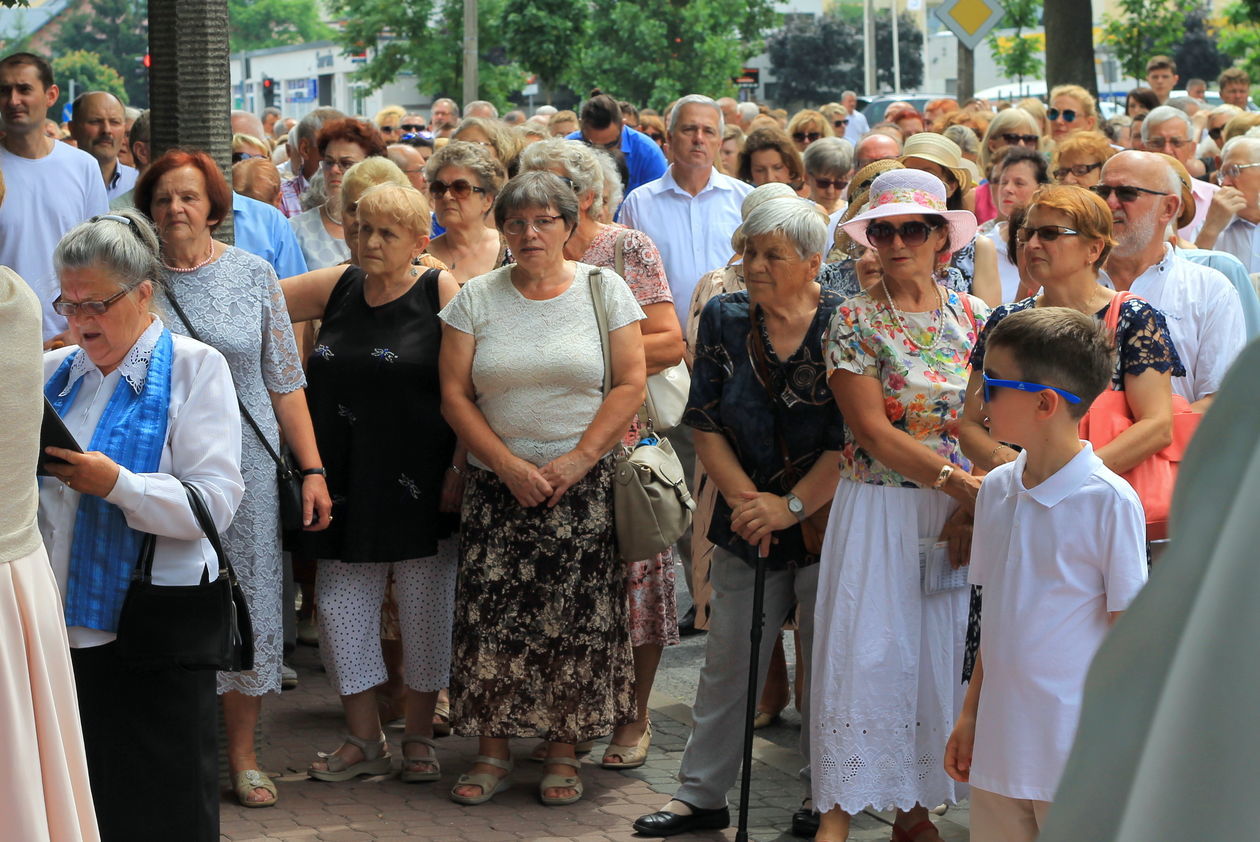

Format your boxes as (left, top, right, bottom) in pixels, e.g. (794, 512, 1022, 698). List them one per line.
(45, 329, 173, 632)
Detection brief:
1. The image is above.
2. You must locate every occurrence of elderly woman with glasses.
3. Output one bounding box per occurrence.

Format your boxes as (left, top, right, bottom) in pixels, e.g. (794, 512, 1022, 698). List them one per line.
(1052, 132, 1116, 189)
(803, 137, 854, 220)
(518, 138, 684, 770)
(289, 118, 387, 269)
(633, 198, 844, 840)
(40, 210, 245, 841)
(439, 171, 646, 807)
(424, 141, 508, 286)
(812, 169, 990, 842)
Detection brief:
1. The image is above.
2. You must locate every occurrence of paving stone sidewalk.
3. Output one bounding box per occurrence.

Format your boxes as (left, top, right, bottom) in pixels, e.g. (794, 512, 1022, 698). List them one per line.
(219, 641, 969, 842)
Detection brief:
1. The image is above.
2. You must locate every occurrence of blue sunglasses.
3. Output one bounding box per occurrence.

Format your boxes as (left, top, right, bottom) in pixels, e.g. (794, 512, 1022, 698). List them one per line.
(982, 373, 1081, 404)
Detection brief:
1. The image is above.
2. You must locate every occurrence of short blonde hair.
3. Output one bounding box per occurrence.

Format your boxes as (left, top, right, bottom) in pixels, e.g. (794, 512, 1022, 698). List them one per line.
(355, 182, 431, 239)
(374, 105, 405, 126)
(341, 157, 411, 214)
(453, 117, 519, 168)
(232, 157, 282, 205)
(232, 132, 270, 155)
(1052, 131, 1116, 174)
(1049, 84, 1097, 119)
(979, 107, 1040, 172)
(787, 108, 834, 140)
(1224, 112, 1260, 144)
(423, 140, 507, 195)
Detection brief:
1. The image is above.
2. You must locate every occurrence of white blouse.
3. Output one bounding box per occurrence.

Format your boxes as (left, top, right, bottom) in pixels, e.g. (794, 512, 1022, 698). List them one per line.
(38, 318, 245, 648)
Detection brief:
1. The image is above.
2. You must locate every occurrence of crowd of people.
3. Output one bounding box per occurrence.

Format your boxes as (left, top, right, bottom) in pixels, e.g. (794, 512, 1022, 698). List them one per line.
(3, 41, 1260, 842)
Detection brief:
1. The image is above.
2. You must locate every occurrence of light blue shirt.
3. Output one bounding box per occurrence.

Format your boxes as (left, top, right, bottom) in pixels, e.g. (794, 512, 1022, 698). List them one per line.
(1177, 244, 1260, 340)
(845, 110, 870, 144)
(233, 192, 309, 279)
(620, 167, 753, 327)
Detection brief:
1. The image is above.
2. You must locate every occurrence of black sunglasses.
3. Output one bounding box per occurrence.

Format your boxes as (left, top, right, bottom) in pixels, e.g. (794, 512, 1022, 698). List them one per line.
(400, 123, 425, 132)
(1090, 184, 1168, 203)
(430, 179, 486, 199)
(1052, 162, 1102, 180)
(1047, 108, 1077, 122)
(1001, 133, 1039, 146)
(866, 220, 941, 248)
(793, 131, 822, 144)
(1208, 127, 1224, 141)
(811, 176, 847, 191)
(833, 119, 849, 128)
(1015, 225, 1080, 243)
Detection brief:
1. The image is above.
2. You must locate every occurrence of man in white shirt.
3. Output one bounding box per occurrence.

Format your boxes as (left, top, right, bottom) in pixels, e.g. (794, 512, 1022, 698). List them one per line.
(841, 90, 869, 144)
(68, 91, 138, 202)
(0, 52, 110, 341)
(1196, 136, 1260, 273)
(1097, 151, 1246, 410)
(1141, 105, 1218, 240)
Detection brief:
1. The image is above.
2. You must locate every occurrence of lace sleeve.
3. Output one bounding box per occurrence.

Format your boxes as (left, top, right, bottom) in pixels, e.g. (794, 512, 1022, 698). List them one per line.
(259, 260, 307, 394)
(968, 298, 1033, 370)
(1115, 298, 1187, 382)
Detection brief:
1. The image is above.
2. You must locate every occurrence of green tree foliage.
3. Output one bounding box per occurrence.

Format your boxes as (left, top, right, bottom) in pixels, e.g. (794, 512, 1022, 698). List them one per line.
(571, 0, 777, 111)
(1101, 0, 1196, 81)
(51, 0, 148, 107)
(228, 0, 334, 53)
(987, 0, 1043, 88)
(1172, 6, 1231, 83)
(51, 50, 128, 116)
(502, 0, 586, 104)
(330, 0, 525, 109)
(1218, 3, 1260, 88)
(767, 10, 921, 105)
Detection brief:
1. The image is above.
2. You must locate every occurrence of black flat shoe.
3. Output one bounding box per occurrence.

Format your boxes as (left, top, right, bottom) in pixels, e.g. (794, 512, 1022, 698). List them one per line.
(791, 803, 820, 837)
(678, 605, 705, 636)
(632, 803, 730, 837)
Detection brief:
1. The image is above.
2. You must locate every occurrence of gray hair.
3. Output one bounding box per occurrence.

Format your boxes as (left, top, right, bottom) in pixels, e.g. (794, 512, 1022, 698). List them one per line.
(297, 107, 345, 145)
(534, 104, 558, 118)
(432, 97, 460, 118)
(465, 100, 499, 119)
(740, 199, 828, 260)
(736, 101, 759, 122)
(979, 107, 1040, 171)
(518, 138, 608, 219)
(667, 94, 724, 136)
(1221, 135, 1260, 162)
(494, 171, 580, 232)
(54, 209, 163, 295)
(423, 140, 507, 195)
(1142, 105, 1192, 142)
(803, 137, 854, 177)
(124, 105, 141, 122)
(943, 125, 979, 157)
(593, 147, 623, 219)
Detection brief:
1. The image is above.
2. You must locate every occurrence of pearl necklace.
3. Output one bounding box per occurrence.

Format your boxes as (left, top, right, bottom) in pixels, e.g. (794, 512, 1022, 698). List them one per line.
(162, 240, 216, 273)
(321, 203, 343, 226)
(881, 280, 946, 353)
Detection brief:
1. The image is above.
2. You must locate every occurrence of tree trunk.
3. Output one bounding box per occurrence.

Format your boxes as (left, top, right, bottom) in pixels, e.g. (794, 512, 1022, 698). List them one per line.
(956, 44, 974, 102)
(1044, 0, 1098, 97)
(147, 0, 234, 244)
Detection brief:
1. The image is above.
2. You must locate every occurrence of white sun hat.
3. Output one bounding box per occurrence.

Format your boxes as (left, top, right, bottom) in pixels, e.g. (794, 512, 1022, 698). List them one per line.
(839, 169, 978, 255)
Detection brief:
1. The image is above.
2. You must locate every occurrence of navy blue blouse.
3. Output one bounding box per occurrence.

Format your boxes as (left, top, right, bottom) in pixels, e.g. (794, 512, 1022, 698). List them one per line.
(683, 289, 845, 570)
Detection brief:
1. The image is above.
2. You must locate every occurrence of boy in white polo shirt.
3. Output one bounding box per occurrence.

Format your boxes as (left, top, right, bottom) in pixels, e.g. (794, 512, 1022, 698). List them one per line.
(944, 307, 1148, 841)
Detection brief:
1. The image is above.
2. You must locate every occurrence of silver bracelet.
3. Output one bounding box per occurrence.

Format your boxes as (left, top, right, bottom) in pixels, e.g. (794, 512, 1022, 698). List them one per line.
(448, 464, 464, 476)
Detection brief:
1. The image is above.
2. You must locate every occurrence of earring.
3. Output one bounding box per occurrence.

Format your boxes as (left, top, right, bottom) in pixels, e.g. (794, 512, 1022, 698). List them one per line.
(410, 266, 419, 278)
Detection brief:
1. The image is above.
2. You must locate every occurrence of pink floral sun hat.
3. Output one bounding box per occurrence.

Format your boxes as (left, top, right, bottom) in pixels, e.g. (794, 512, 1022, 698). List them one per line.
(839, 168, 978, 255)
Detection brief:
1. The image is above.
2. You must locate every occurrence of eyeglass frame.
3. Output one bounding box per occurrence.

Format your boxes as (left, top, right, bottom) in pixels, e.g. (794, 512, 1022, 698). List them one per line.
(865, 219, 944, 248)
(321, 156, 363, 172)
(982, 372, 1081, 404)
(501, 214, 566, 236)
(1015, 225, 1080, 244)
(792, 131, 823, 144)
(53, 282, 143, 317)
(1001, 133, 1040, 146)
(1144, 136, 1190, 150)
(809, 175, 848, 191)
(1220, 162, 1260, 182)
(429, 178, 487, 199)
(1052, 162, 1102, 180)
(1090, 183, 1169, 203)
(1047, 108, 1077, 123)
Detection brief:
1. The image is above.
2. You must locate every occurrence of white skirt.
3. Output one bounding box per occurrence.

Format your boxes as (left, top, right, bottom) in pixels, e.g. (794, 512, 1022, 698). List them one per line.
(810, 479, 969, 815)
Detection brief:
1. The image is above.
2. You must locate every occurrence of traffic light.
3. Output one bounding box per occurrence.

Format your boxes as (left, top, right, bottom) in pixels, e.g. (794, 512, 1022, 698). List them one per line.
(262, 76, 276, 108)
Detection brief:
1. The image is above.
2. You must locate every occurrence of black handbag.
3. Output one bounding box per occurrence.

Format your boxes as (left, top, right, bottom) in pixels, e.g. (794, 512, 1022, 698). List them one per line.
(115, 482, 254, 672)
(164, 286, 305, 531)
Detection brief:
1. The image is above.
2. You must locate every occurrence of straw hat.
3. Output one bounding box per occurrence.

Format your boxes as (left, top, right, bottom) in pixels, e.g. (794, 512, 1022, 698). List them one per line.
(840, 169, 979, 254)
(899, 132, 975, 195)
(730, 182, 799, 252)
(828, 160, 905, 261)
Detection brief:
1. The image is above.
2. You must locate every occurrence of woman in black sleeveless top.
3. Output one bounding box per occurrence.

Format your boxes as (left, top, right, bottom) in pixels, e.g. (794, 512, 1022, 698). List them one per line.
(281, 183, 461, 785)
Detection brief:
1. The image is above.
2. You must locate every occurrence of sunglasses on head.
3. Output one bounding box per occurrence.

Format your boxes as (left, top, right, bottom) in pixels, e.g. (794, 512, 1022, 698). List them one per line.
(429, 178, 486, 199)
(793, 131, 822, 144)
(1001, 133, 1039, 146)
(865, 219, 941, 248)
(1015, 224, 1079, 244)
(1047, 108, 1077, 122)
(1052, 162, 1102, 180)
(1090, 184, 1168, 203)
(982, 372, 1082, 404)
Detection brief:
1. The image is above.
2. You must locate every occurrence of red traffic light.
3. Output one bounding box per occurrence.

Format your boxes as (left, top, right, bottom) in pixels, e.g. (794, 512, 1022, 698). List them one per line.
(142, 53, 151, 68)
(262, 77, 273, 88)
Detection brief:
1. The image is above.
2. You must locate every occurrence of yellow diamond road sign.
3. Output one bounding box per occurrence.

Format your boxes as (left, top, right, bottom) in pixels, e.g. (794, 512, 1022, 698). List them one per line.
(934, 0, 1005, 51)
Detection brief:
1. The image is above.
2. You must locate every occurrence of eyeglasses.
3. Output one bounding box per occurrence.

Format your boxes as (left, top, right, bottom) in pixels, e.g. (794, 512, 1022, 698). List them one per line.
(53, 284, 138, 317)
(1001, 133, 1040, 146)
(1016, 225, 1080, 243)
(554, 174, 576, 190)
(1090, 184, 1168, 203)
(645, 133, 664, 143)
(232, 151, 263, 163)
(811, 176, 848, 191)
(429, 179, 486, 199)
(982, 373, 1081, 404)
(1144, 137, 1189, 150)
(401, 123, 425, 132)
(1220, 162, 1260, 181)
(380, 125, 398, 134)
(1052, 162, 1103, 180)
(792, 131, 822, 144)
(865, 220, 941, 248)
(321, 157, 362, 172)
(1047, 108, 1077, 123)
(502, 215, 565, 236)
(833, 119, 849, 129)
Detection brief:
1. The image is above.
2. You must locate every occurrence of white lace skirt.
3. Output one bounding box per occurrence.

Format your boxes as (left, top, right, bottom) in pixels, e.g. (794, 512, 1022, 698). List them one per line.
(810, 479, 969, 815)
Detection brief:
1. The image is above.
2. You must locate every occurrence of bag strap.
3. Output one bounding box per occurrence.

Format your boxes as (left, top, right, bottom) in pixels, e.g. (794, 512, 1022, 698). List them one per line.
(613, 230, 627, 279)
(1104, 290, 1134, 337)
(958, 290, 979, 335)
(132, 482, 238, 586)
(164, 285, 292, 475)
(588, 267, 613, 396)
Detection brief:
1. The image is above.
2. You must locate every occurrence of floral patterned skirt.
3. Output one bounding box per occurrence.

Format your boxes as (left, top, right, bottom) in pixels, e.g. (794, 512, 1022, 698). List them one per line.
(449, 458, 636, 743)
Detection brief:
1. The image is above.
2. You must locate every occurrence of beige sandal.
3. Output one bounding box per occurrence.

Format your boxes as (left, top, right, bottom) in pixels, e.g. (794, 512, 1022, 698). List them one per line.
(538, 755, 583, 806)
(450, 754, 513, 805)
(232, 769, 278, 807)
(400, 734, 441, 783)
(308, 733, 392, 782)
(601, 721, 652, 769)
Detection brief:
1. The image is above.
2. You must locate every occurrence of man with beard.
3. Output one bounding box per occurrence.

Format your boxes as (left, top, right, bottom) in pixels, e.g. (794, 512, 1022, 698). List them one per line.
(1096, 151, 1245, 410)
(68, 91, 137, 201)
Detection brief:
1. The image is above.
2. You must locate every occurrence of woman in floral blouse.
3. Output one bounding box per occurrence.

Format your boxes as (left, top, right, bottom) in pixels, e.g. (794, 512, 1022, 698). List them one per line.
(811, 169, 990, 842)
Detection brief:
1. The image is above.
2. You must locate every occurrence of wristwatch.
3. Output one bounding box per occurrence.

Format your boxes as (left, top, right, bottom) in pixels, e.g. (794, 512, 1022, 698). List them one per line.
(785, 492, 806, 522)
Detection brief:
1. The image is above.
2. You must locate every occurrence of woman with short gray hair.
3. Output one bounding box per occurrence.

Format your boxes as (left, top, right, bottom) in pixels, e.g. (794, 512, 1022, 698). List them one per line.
(439, 170, 646, 807)
(424, 141, 508, 285)
(40, 210, 246, 840)
(803, 136, 854, 217)
(633, 198, 844, 838)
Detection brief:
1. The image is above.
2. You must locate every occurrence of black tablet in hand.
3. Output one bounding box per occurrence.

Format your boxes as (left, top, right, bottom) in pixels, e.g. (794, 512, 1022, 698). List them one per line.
(38, 397, 83, 476)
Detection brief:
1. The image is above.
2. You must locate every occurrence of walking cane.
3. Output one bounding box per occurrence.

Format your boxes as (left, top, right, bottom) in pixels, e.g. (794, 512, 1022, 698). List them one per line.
(735, 543, 770, 842)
